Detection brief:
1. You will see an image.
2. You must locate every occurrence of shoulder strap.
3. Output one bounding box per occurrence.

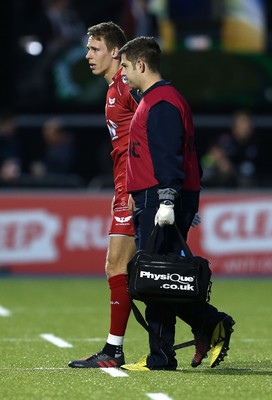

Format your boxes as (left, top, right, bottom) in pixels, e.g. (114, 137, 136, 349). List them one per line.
(131, 301, 195, 351)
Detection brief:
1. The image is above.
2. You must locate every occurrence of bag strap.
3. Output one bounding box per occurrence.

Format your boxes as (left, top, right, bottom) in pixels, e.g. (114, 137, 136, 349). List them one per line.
(131, 300, 195, 351)
(173, 223, 193, 257)
(145, 224, 160, 254)
(146, 223, 193, 257)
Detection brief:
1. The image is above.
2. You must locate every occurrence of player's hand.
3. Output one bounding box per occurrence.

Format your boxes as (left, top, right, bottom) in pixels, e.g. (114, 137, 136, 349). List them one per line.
(128, 194, 136, 212)
(111, 195, 115, 216)
(191, 212, 201, 228)
(155, 201, 174, 226)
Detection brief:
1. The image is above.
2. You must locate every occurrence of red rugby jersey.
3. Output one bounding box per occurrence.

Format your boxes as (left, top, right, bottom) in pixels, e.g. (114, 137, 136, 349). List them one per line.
(105, 69, 138, 190)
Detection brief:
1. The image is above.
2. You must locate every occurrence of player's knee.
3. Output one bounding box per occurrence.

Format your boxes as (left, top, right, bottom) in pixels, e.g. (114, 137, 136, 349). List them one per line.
(105, 255, 126, 278)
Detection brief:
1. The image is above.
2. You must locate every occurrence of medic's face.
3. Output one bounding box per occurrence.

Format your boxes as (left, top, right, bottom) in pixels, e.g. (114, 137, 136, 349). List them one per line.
(120, 54, 140, 90)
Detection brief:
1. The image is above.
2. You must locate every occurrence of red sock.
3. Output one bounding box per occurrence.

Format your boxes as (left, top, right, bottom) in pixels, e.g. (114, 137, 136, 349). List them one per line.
(108, 274, 131, 336)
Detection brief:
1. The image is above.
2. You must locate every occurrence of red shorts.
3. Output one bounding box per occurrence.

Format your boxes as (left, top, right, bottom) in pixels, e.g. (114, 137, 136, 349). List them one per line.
(109, 187, 135, 236)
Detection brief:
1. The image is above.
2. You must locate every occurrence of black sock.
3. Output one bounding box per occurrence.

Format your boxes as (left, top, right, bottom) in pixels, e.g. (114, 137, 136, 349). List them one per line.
(102, 343, 123, 358)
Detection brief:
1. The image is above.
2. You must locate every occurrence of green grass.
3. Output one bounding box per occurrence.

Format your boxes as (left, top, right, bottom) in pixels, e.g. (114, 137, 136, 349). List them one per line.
(0, 277, 271, 400)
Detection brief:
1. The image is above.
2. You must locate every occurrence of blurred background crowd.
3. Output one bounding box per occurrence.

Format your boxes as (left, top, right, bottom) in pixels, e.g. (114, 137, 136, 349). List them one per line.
(0, 0, 272, 189)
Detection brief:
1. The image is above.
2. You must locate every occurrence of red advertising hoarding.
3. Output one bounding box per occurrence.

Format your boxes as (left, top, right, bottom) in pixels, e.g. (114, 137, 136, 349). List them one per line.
(0, 191, 271, 276)
(188, 192, 272, 276)
(0, 192, 112, 275)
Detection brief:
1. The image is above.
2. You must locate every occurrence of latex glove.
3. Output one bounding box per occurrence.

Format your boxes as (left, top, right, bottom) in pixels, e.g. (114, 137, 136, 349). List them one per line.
(191, 212, 201, 228)
(155, 202, 175, 226)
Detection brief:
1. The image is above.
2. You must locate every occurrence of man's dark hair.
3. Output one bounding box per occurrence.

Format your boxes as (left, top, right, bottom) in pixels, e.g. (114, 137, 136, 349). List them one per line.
(87, 21, 127, 51)
(119, 36, 161, 72)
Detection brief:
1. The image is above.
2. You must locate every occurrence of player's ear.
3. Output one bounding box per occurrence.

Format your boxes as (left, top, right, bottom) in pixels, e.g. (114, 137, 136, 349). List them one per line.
(112, 47, 119, 59)
(137, 59, 145, 73)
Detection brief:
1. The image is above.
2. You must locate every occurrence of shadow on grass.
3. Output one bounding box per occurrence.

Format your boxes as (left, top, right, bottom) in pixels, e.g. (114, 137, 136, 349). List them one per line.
(179, 360, 272, 376)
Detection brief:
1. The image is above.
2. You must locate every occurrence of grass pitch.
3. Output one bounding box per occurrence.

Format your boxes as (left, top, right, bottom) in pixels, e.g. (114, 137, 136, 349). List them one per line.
(0, 276, 271, 400)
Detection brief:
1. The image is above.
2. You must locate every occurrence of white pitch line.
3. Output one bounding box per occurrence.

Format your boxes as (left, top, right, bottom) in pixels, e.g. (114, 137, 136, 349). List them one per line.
(147, 394, 173, 400)
(0, 306, 11, 317)
(100, 368, 129, 377)
(73, 338, 106, 342)
(0, 367, 68, 371)
(40, 334, 73, 348)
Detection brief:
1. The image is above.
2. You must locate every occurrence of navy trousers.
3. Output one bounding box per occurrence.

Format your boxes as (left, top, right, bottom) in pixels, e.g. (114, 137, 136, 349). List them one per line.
(132, 188, 225, 368)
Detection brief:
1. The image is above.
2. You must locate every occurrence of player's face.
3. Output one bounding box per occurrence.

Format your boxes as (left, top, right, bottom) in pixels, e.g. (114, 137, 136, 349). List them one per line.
(86, 36, 114, 77)
(120, 55, 140, 90)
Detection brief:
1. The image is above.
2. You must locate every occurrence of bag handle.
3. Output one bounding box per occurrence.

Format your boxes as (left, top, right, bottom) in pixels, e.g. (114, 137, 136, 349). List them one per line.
(146, 223, 193, 257)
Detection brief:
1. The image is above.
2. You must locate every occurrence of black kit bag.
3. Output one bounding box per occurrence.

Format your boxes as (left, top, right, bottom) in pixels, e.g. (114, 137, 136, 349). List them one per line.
(128, 223, 212, 303)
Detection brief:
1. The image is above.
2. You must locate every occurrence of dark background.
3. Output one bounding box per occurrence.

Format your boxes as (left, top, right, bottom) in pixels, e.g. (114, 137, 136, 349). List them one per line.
(0, 0, 271, 187)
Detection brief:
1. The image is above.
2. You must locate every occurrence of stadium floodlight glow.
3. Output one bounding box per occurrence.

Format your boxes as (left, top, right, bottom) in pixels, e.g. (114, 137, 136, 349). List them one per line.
(19, 36, 43, 56)
(26, 41, 43, 56)
(184, 35, 212, 51)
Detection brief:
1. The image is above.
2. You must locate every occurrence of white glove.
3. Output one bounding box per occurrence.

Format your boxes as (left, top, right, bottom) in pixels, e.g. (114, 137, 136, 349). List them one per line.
(155, 202, 175, 226)
(191, 212, 201, 228)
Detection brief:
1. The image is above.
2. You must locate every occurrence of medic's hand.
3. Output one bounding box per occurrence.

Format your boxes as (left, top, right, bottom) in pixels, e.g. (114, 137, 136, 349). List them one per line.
(155, 201, 175, 226)
(191, 212, 201, 228)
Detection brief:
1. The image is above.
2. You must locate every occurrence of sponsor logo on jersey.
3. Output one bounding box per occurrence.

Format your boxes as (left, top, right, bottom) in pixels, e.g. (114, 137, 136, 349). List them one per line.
(107, 119, 119, 141)
(122, 76, 128, 84)
(114, 215, 132, 224)
(108, 97, 116, 105)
